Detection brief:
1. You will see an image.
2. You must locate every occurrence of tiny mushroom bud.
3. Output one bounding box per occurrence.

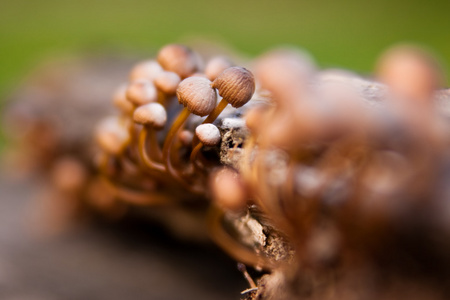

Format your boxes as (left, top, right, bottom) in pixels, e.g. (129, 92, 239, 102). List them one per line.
(154, 71, 181, 95)
(190, 123, 221, 163)
(113, 84, 134, 114)
(157, 44, 199, 79)
(205, 56, 233, 81)
(178, 130, 194, 146)
(126, 79, 158, 106)
(195, 123, 221, 147)
(133, 102, 167, 130)
(245, 105, 269, 135)
(210, 167, 247, 211)
(129, 60, 163, 81)
(96, 116, 130, 155)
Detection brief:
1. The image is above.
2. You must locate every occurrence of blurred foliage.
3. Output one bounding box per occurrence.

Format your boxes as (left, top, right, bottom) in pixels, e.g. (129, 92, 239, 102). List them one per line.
(1, 0, 449, 99)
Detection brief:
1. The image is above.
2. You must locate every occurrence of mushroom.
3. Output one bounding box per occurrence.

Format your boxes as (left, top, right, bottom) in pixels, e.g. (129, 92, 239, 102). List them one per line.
(113, 84, 134, 115)
(133, 103, 167, 172)
(95, 116, 130, 156)
(161, 77, 217, 191)
(190, 123, 221, 164)
(129, 60, 163, 82)
(204, 56, 233, 81)
(154, 71, 181, 95)
(376, 44, 443, 105)
(203, 67, 255, 125)
(126, 79, 158, 107)
(178, 129, 194, 147)
(157, 44, 199, 79)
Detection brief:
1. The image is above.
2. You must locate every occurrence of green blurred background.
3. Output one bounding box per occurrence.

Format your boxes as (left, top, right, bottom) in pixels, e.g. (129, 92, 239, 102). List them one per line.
(1, 0, 450, 148)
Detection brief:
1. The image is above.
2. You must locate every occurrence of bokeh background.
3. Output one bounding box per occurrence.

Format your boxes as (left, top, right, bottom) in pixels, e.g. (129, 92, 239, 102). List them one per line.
(1, 0, 450, 145)
(0, 1, 450, 298)
(2, 0, 450, 95)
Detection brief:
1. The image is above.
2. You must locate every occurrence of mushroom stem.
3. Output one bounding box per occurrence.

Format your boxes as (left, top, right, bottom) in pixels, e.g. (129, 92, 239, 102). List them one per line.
(100, 176, 171, 206)
(189, 141, 203, 163)
(202, 98, 229, 125)
(162, 108, 202, 193)
(157, 90, 168, 106)
(138, 126, 165, 172)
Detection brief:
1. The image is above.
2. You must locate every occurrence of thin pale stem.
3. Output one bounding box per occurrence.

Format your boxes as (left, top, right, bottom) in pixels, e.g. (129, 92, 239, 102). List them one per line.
(98, 153, 170, 206)
(162, 108, 203, 194)
(138, 126, 165, 172)
(100, 176, 172, 206)
(189, 142, 203, 163)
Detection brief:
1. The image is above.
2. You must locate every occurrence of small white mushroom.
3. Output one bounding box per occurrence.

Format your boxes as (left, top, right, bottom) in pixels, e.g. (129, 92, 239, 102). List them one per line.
(133, 103, 167, 130)
(195, 123, 221, 147)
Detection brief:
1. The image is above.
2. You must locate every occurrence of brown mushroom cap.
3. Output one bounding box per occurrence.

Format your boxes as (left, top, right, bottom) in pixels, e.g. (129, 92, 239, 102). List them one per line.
(255, 48, 315, 104)
(133, 103, 167, 129)
(157, 44, 199, 79)
(210, 167, 247, 211)
(176, 77, 217, 116)
(212, 67, 255, 108)
(154, 71, 181, 94)
(195, 123, 221, 146)
(96, 117, 130, 155)
(113, 84, 134, 114)
(205, 56, 233, 81)
(129, 60, 163, 82)
(375, 44, 444, 103)
(126, 79, 158, 106)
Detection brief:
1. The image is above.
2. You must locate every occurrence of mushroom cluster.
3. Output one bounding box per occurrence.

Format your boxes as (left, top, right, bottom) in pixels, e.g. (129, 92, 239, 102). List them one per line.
(93, 43, 450, 300)
(94, 44, 256, 213)
(6, 42, 450, 300)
